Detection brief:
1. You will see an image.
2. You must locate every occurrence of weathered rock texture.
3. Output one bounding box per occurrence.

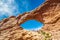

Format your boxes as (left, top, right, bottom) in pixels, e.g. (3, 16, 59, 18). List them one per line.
(0, 0, 60, 40)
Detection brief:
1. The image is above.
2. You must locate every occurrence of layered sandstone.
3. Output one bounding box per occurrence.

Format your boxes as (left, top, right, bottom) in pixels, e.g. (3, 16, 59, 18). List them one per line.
(0, 0, 60, 40)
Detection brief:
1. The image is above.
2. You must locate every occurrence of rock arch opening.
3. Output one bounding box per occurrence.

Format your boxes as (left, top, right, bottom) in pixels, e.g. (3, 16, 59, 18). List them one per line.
(20, 19, 44, 31)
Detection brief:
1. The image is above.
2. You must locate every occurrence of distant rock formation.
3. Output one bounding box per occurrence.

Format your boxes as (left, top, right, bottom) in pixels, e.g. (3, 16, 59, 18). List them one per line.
(0, 0, 60, 40)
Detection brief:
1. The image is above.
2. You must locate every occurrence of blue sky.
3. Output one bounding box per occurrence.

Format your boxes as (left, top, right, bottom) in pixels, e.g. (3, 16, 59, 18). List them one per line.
(15, 0, 45, 13)
(21, 20, 44, 31)
(0, 0, 45, 30)
(0, 0, 45, 20)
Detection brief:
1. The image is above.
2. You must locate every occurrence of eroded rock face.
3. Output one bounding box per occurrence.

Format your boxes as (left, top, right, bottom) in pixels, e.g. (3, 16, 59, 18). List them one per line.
(0, 0, 60, 40)
(0, 16, 45, 40)
(41, 0, 60, 30)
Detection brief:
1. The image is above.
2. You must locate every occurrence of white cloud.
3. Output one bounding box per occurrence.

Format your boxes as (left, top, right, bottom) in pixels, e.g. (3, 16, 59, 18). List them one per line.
(0, 0, 31, 20)
(0, 0, 18, 17)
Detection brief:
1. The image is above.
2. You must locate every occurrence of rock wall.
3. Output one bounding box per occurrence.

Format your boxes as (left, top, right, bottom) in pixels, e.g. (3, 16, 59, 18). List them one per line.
(0, 0, 60, 40)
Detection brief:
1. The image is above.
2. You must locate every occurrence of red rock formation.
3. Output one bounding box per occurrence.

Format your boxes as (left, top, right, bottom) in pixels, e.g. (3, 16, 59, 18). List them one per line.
(0, 0, 60, 40)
